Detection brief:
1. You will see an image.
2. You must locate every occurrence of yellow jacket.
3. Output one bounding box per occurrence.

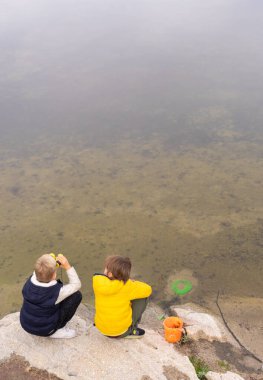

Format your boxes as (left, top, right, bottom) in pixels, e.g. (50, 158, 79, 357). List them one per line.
(93, 274, 152, 336)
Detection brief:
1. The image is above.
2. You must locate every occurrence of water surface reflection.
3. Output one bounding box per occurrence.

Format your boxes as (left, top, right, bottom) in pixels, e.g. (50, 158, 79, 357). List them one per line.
(0, 0, 262, 316)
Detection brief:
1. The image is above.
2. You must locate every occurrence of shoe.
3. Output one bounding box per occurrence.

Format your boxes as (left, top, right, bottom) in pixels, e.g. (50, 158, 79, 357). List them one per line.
(124, 327, 145, 339)
(49, 326, 76, 339)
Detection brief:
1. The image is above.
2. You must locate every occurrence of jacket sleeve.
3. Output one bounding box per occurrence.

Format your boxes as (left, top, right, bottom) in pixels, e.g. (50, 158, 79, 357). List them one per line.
(128, 280, 152, 300)
(55, 267, 81, 304)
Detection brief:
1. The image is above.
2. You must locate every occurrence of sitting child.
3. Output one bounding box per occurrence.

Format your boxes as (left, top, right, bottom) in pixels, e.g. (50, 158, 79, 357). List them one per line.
(93, 255, 152, 338)
(20, 253, 82, 339)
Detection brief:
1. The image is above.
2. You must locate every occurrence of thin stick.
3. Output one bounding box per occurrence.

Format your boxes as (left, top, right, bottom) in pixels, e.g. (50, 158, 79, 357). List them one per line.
(216, 290, 262, 365)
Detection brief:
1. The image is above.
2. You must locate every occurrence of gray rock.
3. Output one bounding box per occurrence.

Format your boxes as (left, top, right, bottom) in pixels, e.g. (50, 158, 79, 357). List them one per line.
(173, 303, 237, 344)
(206, 371, 245, 380)
(0, 304, 247, 380)
(0, 305, 198, 380)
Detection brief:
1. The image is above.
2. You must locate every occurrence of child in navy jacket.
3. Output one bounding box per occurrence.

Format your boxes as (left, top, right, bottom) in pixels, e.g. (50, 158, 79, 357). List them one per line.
(20, 253, 82, 339)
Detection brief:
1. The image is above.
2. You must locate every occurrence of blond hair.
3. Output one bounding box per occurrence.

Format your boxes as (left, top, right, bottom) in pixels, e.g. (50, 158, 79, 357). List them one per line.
(105, 255, 131, 283)
(34, 254, 56, 282)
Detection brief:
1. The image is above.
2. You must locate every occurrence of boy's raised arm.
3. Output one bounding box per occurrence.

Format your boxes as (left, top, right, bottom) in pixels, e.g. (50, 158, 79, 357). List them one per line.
(55, 255, 81, 304)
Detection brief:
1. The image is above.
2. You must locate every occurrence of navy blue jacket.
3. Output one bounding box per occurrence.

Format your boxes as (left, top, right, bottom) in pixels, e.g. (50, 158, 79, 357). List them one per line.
(20, 277, 63, 336)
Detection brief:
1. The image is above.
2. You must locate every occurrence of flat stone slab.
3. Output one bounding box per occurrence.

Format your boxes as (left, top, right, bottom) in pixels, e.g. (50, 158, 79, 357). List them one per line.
(173, 303, 236, 344)
(0, 307, 198, 380)
(206, 371, 245, 380)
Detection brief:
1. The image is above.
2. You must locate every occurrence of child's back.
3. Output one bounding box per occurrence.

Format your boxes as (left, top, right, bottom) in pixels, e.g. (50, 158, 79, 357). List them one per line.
(21, 271, 63, 336)
(93, 256, 152, 338)
(20, 253, 82, 339)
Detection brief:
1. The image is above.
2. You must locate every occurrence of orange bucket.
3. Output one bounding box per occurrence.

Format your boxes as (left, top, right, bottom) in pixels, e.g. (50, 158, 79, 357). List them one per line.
(163, 317, 183, 343)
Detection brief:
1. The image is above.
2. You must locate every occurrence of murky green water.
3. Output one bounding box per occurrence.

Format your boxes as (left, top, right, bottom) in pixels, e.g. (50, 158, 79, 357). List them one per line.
(0, 0, 263, 317)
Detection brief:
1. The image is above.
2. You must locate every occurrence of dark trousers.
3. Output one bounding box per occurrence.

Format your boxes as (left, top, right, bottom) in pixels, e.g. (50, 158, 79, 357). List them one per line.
(118, 297, 148, 338)
(55, 291, 82, 331)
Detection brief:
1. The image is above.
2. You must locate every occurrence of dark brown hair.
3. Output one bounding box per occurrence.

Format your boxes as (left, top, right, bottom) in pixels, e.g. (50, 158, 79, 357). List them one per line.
(105, 255, 131, 283)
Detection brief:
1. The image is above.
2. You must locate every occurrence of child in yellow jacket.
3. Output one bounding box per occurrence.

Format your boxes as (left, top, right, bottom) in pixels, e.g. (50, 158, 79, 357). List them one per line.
(93, 255, 152, 338)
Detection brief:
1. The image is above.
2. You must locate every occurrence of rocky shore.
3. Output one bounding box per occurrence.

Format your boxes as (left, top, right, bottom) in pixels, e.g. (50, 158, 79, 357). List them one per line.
(0, 303, 262, 380)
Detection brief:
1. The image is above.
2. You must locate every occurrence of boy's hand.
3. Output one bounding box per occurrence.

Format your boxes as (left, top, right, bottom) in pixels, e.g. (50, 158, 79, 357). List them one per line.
(57, 254, 71, 270)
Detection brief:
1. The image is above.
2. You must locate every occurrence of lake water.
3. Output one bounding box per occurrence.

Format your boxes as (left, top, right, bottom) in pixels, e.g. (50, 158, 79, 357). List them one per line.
(0, 0, 263, 317)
